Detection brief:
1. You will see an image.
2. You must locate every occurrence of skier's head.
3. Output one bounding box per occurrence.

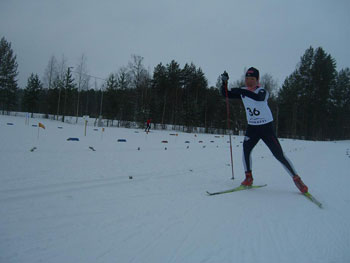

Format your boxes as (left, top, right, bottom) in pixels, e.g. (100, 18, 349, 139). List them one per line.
(245, 67, 259, 89)
(245, 67, 259, 80)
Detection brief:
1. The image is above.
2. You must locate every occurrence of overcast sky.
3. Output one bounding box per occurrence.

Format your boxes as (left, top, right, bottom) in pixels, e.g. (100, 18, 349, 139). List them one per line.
(1, 0, 349, 88)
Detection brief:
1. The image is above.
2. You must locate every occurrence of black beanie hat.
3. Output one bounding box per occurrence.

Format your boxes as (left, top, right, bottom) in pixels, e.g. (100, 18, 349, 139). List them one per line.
(245, 67, 259, 80)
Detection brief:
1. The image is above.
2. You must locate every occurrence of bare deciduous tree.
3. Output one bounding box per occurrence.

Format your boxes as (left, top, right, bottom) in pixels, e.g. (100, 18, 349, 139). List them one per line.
(43, 55, 58, 90)
(75, 54, 89, 122)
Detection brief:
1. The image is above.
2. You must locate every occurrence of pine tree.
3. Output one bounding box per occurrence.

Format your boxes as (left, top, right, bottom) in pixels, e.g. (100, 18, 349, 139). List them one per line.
(311, 47, 336, 139)
(104, 73, 119, 121)
(330, 68, 350, 139)
(22, 73, 43, 116)
(203, 86, 223, 133)
(0, 37, 19, 113)
(183, 63, 201, 131)
(151, 63, 168, 126)
(62, 67, 75, 122)
(278, 46, 337, 140)
(166, 60, 182, 126)
(116, 68, 132, 123)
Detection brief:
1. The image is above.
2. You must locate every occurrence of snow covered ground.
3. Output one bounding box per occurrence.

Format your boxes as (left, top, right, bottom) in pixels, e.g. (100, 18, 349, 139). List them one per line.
(1, 114, 349, 263)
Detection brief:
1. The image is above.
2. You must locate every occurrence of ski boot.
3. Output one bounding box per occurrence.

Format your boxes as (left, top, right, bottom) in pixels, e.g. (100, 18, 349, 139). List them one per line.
(241, 171, 253, 187)
(293, 175, 308, 193)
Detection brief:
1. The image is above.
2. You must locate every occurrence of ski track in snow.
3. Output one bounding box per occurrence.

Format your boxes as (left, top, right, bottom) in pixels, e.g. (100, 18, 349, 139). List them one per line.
(1, 115, 350, 263)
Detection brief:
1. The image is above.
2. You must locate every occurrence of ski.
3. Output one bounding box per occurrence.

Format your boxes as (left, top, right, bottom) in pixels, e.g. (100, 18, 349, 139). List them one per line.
(206, 184, 267, 196)
(303, 192, 323, 208)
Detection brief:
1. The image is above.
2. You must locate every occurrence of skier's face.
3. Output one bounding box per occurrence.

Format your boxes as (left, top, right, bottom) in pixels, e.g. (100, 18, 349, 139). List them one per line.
(245, 77, 258, 89)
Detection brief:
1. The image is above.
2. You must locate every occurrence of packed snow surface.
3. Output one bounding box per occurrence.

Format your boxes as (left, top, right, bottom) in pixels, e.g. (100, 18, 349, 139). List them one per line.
(1, 115, 349, 263)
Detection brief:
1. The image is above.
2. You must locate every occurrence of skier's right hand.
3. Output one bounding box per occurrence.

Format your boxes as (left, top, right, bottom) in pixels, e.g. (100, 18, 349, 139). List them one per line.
(221, 71, 229, 97)
(221, 71, 229, 82)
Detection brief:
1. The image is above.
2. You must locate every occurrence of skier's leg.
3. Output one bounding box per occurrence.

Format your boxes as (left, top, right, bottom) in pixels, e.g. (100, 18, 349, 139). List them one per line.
(241, 130, 259, 186)
(261, 130, 297, 177)
(261, 123, 308, 193)
(242, 128, 260, 173)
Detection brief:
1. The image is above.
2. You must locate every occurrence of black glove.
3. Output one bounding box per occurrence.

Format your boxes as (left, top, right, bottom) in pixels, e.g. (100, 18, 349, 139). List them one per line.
(221, 71, 229, 82)
(221, 71, 229, 96)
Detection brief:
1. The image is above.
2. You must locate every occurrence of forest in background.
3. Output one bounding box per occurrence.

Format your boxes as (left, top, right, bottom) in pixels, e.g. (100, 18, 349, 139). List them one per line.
(1, 36, 349, 140)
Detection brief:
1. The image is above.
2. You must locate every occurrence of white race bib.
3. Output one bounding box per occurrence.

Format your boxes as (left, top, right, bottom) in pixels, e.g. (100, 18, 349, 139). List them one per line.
(240, 87, 273, 125)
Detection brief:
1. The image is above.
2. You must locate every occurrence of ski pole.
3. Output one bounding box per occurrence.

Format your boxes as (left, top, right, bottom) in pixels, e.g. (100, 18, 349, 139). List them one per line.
(223, 72, 234, 180)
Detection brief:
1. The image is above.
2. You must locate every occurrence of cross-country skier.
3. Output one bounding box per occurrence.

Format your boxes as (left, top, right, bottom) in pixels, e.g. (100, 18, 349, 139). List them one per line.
(221, 67, 308, 193)
(145, 118, 151, 133)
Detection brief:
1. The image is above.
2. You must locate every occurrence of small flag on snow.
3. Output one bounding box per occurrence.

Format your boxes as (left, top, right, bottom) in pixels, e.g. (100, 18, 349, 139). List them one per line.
(38, 123, 45, 129)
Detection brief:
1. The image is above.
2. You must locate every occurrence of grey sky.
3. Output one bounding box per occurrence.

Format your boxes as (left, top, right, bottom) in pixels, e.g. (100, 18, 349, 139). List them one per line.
(1, 0, 349, 88)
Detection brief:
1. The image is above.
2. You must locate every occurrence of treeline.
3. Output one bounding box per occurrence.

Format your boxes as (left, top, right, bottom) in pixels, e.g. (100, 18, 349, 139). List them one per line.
(278, 47, 350, 140)
(1, 36, 349, 140)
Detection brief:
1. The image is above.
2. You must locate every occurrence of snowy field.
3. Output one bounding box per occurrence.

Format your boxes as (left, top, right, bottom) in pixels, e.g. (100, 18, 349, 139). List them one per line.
(1, 114, 350, 263)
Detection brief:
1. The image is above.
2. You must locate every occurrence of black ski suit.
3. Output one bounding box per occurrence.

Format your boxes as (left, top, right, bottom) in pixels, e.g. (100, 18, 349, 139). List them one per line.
(222, 85, 297, 177)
